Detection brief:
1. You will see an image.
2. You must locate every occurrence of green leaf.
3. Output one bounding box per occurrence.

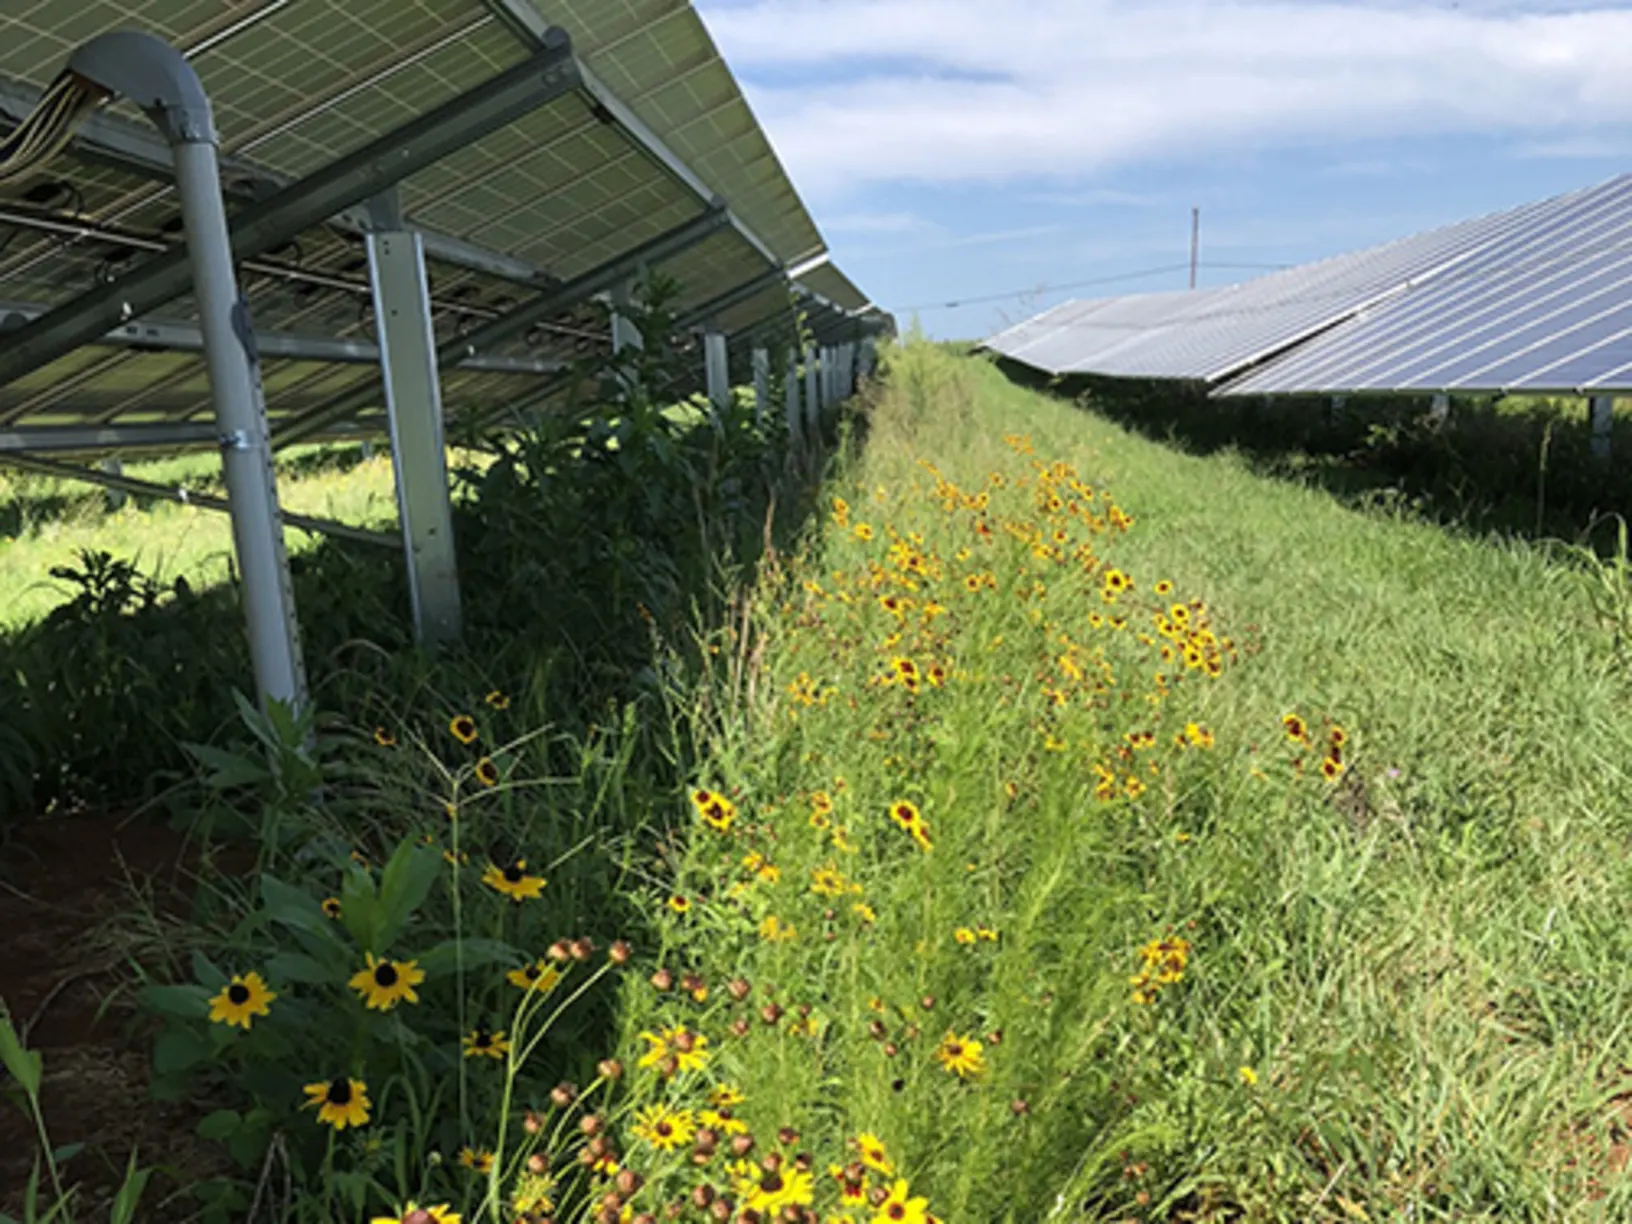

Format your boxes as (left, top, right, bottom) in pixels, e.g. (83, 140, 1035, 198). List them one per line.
(183, 741, 268, 789)
(109, 1150, 152, 1224)
(138, 984, 212, 1021)
(190, 951, 228, 990)
(49, 1142, 83, 1165)
(196, 1109, 240, 1141)
(416, 937, 523, 979)
(375, 841, 441, 952)
(340, 866, 382, 953)
(266, 951, 339, 986)
(0, 1010, 42, 1097)
(259, 874, 341, 943)
(153, 1027, 211, 1075)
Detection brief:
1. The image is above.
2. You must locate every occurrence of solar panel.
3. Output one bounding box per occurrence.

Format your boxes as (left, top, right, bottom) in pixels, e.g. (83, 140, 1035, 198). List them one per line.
(1223, 174, 1632, 395)
(0, 0, 866, 450)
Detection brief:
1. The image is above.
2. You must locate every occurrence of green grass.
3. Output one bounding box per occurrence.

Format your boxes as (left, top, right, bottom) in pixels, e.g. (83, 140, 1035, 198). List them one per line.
(0, 447, 400, 629)
(607, 340, 1632, 1222)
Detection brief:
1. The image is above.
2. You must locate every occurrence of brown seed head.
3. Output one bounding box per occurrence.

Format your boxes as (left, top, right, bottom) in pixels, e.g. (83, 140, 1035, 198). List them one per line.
(730, 1017, 750, 1037)
(659, 1054, 680, 1077)
(797, 1004, 812, 1019)
(695, 1128, 719, 1151)
(528, 1152, 550, 1174)
(651, 967, 675, 991)
(524, 1109, 544, 1134)
(615, 1169, 643, 1197)
(760, 1152, 782, 1173)
(761, 1003, 784, 1025)
(597, 1058, 624, 1081)
(403, 1212, 433, 1224)
(883, 1043, 899, 1057)
(551, 1083, 577, 1108)
(587, 1135, 610, 1158)
(580, 1114, 603, 1137)
(681, 973, 705, 993)
(868, 1019, 888, 1041)
(709, 1200, 732, 1223)
(793, 1152, 813, 1172)
(633, 1214, 656, 1224)
(868, 1186, 889, 1207)
(547, 940, 571, 962)
(987, 1029, 1004, 1045)
(920, 995, 935, 1010)
(600, 1192, 623, 1214)
(728, 977, 751, 1001)
(570, 938, 594, 961)
(692, 1185, 717, 1208)
(730, 1133, 755, 1156)
(777, 1127, 799, 1146)
(1011, 1098, 1031, 1116)
(608, 940, 633, 965)
(672, 1030, 696, 1053)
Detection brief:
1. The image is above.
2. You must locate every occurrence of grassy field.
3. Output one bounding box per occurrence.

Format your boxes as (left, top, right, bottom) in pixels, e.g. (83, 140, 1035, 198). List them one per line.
(604, 341, 1632, 1222)
(10, 341, 1632, 1222)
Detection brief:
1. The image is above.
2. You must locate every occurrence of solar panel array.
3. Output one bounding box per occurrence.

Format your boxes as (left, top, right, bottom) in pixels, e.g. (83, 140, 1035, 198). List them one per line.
(0, 0, 880, 452)
(986, 173, 1632, 398)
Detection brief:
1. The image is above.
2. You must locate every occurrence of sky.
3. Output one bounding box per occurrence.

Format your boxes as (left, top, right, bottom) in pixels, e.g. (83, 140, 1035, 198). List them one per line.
(694, 0, 1632, 340)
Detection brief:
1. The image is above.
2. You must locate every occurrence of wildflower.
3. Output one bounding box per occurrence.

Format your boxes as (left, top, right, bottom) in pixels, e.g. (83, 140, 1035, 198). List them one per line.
(632, 1102, 697, 1151)
(811, 790, 834, 816)
(482, 858, 546, 902)
(1238, 1065, 1259, 1087)
(888, 800, 921, 832)
(507, 960, 562, 993)
(207, 972, 276, 1030)
(1183, 722, 1214, 748)
(1282, 713, 1310, 743)
(462, 1025, 510, 1060)
(373, 726, 396, 747)
(909, 822, 933, 853)
(457, 1146, 494, 1173)
(934, 1032, 985, 1079)
(484, 689, 510, 710)
(321, 897, 342, 920)
(637, 1025, 710, 1075)
(976, 926, 999, 942)
(371, 1204, 459, 1224)
(854, 523, 874, 541)
(1154, 579, 1174, 595)
(449, 715, 478, 745)
(734, 1163, 815, 1216)
(699, 1106, 749, 1136)
(832, 825, 858, 854)
(853, 901, 877, 925)
(855, 1132, 894, 1175)
(953, 927, 977, 945)
(473, 757, 499, 788)
(668, 894, 692, 914)
(690, 787, 737, 833)
(759, 914, 797, 942)
(348, 953, 424, 1011)
(1320, 755, 1344, 780)
(710, 1084, 747, 1107)
(810, 865, 847, 898)
(872, 1178, 931, 1224)
(511, 1171, 556, 1217)
(302, 1077, 370, 1130)
(1329, 725, 1348, 748)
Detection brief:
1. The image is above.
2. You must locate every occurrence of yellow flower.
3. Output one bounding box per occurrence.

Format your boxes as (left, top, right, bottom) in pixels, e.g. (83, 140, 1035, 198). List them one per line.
(449, 714, 478, 745)
(484, 689, 510, 710)
(871, 1179, 930, 1224)
(934, 1031, 985, 1079)
(481, 858, 546, 902)
(373, 726, 396, 747)
(668, 894, 692, 915)
(1238, 1065, 1259, 1087)
(709, 1083, 747, 1107)
(372, 1204, 459, 1224)
(348, 953, 424, 1011)
(321, 897, 342, 920)
(855, 1132, 894, 1175)
(637, 1025, 710, 1076)
(207, 972, 277, 1030)
(473, 756, 499, 788)
(976, 926, 999, 942)
(810, 865, 847, 897)
(457, 1146, 494, 1173)
(302, 1077, 370, 1130)
(759, 914, 797, 942)
(461, 1025, 510, 1060)
(690, 787, 737, 832)
(853, 901, 877, 925)
(953, 927, 977, 945)
(507, 960, 562, 993)
(698, 1107, 749, 1135)
(632, 1102, 697, 1151)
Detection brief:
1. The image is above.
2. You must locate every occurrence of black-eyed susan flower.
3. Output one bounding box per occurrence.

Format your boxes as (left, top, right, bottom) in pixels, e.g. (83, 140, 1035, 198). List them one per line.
(934, 1032, 985, 1079)
(1238, 1065, 1259, 1087)
(874, 1178, 931, 1223)
(698, 1106, 749, 1135)
(370, 1203, 460, 1224)
(759, 914, 796, 942)
(207, 972, 276, 1030)
(510, 1171, 556, 1218)
(303, 1076, 370, 1130)
(481, 858, 545, 902)
(484, 689, 510, 710)
(953, 927, 977, 946)
(632, 1102, 696, 1151)
(667, 894, 692, 915)
(1320, 755, 1344, 781)
(853, 901, 877, 925)
(449, 714, 478, 745)
(636, 1025, 710, 1076)
(457, 1146, 494, 1174)
(473, 756, 499, 788)
(734, 1164, 815, 1216)
(689, 787, 736, 833)
(709, 1083, 747, 1107)
(810, 864, 847, 898)
(887, 799, 921, 832)
(976, 926, 999, 942)
(855, 1132, 894, 1175)
(348, 953, 424, 1011)
(507, 959, 562, 993)
(1282, 712, 1309, 743)
(321, 897, 342, 920)
(462, 1025, 509, 1060)
(373, 726, 396, 747)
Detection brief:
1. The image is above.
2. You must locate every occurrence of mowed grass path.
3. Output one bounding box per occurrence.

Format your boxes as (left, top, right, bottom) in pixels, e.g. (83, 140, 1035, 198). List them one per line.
(622, 343, 1632, 1224)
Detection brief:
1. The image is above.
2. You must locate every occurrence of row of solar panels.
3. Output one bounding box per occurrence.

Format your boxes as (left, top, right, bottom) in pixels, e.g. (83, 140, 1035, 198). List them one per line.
(0, 0, 887, 453)
(984, 172, 1632, 397)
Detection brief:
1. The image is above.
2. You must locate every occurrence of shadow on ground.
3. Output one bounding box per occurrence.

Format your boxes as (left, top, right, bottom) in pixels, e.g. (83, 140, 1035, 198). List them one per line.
(992, 354, 1632, 553)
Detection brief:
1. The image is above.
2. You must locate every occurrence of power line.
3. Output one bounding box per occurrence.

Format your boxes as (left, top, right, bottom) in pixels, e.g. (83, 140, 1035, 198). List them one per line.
(896, 261, 1296, 313)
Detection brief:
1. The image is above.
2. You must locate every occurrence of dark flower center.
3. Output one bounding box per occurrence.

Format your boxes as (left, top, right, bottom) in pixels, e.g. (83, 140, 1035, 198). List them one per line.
(524, 964, 540, 980)
(504, 863, 524, 884)
(888, 1206, 906, 1220)
(227, 983, 250, 1005)
(761, 1173, 783, 1193)
(474, 1029, 492, 1047)
(374, 963, 399, 987)
(327, 1078, 352, 1104)
(946, 1043, 963, 1057)
(656, 1122, 672, 1137)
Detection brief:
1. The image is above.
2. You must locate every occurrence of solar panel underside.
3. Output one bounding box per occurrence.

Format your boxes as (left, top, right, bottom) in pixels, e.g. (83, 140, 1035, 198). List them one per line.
(795, 261, 870, 313)
(0, 0, 839, 442)
(1222, 175, 1632, 395)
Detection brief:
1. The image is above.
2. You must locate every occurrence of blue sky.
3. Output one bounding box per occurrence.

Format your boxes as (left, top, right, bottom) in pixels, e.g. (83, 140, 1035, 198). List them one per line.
(695, 0, 1632, 340)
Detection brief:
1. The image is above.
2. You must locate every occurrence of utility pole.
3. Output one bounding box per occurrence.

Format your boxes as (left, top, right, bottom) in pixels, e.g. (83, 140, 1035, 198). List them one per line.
(1189, 206, 1200, 290)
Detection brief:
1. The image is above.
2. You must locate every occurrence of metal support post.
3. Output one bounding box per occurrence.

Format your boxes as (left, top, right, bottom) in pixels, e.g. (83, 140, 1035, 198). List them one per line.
(360, 440, 376, 460)
(1428, 392, 1450, 426)
(752, 347, 771, 428)
(611, 277, 643, 353)
(1590, 395, 1615, 462)
(1329, 394, 1347, 425)
(367, 227, 463, 647)
(704, 330, 730, 417)
(785, 348, 803, 452)
(99, 456, 127, 510)
(804, 344, 820, 430)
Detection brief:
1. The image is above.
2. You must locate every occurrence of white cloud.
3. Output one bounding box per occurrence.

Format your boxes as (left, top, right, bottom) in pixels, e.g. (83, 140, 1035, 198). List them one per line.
(822, 211, 936, 234)
(697, 0, 1632, 197)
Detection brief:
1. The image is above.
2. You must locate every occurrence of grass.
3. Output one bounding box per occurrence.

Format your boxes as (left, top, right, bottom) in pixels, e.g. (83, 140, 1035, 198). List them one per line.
(604, 340, 1632, 1221)
(11, 337, 1632, 1222)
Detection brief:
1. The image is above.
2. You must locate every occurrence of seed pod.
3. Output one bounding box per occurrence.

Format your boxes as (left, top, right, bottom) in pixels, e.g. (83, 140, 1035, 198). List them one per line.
(570, 938, 595, 961)
(598, 1058, 624, 1081)
(1011, 1099, 1031, 1116)
(695, 1128, 719, 1151)
(728, 978, 752, 1001)
(868, 1019, 887, 1041)
(760, 1152, 782, 1173)
(692, 1149, 714, 1167)
(600, 1192, 623, 1214)
(777, 1127, 799, 1147)
(692, 1185, 717, 1209)
(709, 1200, 732, 1223)
(681, 973, 705, 994)
(547, 940, 571, 962)
(651, 967, 674, 991)
(659, 1054, 680, 1077)
(730, 1133, 755, 1156)
(587, 1135, 610, 1157)
(987, 1029, 1004, 1045)
(793, 1152, 813, 1172)
(616, 1170, 643, 1197)
(920, 995, 935, 1010)
(672, 1030, 696, 1053)
(608, 940, 633, 964)
(528, 1153, 550, 1174)
(580, 1114, 603, 1137)
(730, 1017, 750, 1037)
(797, 1004, 812, 1019)
(551, 1083, 577, 1108)
(883, 1043, 898, 1057)
(761, 1003, 784, 1025)
(524, 1110, 544, 1134)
